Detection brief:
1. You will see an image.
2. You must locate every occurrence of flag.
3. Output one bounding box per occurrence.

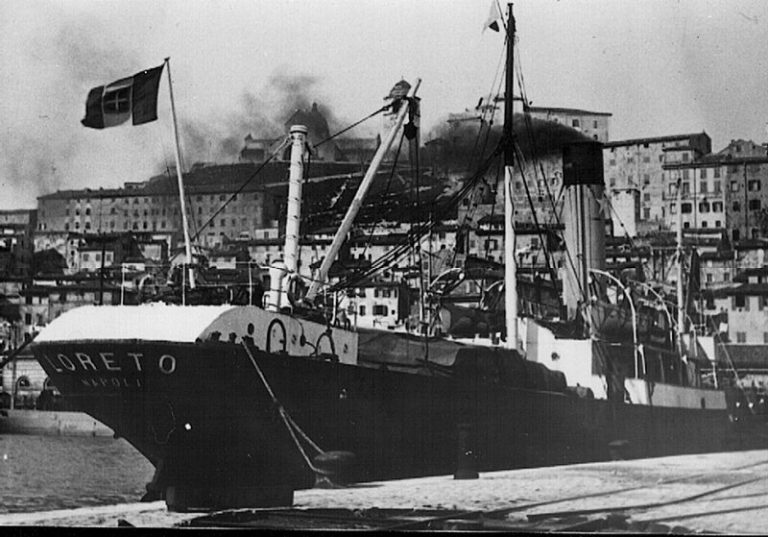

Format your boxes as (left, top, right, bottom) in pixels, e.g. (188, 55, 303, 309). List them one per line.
(82, 64, 165, 129)
(483, 1, 503, 33)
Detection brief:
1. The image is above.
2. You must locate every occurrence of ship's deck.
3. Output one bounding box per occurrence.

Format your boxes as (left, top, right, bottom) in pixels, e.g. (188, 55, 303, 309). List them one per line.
(2, 449, 767, 532)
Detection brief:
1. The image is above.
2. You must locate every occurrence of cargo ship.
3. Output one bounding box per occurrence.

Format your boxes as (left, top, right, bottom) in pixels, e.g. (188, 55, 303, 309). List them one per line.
(30, 4, 767, 511)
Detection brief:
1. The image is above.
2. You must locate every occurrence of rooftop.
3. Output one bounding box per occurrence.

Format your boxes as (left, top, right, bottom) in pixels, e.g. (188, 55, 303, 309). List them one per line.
(527, 106, 612, 117)
(604, 132, 707, 149)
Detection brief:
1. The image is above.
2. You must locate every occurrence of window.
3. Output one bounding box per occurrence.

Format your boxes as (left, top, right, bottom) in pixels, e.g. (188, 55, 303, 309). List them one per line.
(372, 305, 387, 316)
(731, 181, 739, 192)
(593, 120, 598, 128)
(700, 168, 707, 179)
(736, 332, 747, 343)
(733, 201, 741, 212)
(682, 182, 690, 194)
(749, 180, 761, 192)
(735, 295, 746, 308)
(609, 177, 616, 187)
(699, 202, 710, 213)
(609, 159, 616, 166)
(699, 181, 707, 193)
(643, 193, 651, 202)
(682, 170, 690, 180)
(643, 174, 650, 185)
(643, 208, 650, 219)
(643, 156, 650, 163)
(359, 305, 366, 316)
(83, 253, 90, 261)
(572, 119, 580, 128)
(682, 153, 689, 162)
(681, 203, 693, 214)
(749, 199, 761, 211)
(713, 202, 723, 212)
(714, 168, 721, 178)
(715, 220, 721, 227)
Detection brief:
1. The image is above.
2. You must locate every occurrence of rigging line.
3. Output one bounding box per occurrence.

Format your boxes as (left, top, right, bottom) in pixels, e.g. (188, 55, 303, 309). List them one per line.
(468, 44, 506, 172)
(512, 142, 560, 287)
(587, 186, 638, 252)
(474, 70, 505, 173)
(191, 137, 289, 242)
(514, 61, 563, 232)
(314, 105, 388, 148)
(335, 146, 502, 290)
(482, 158, 503, 261)
(359, 127, 406, 263)
(348, 174, 481, 282)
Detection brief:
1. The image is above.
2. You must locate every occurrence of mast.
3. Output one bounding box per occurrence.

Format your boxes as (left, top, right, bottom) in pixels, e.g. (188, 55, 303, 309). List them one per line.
(676, 174, 686, 356)
(304, 79, 422, 303)
(164, 57, 195, 293)
(284, 125, 307, 276)
(503, 3, 518, 350)
(265, 125, 307, 312)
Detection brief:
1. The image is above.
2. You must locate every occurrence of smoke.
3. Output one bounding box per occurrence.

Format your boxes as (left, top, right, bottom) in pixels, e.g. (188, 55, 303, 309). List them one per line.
(423, 112, 593, 171)
(177, 73, 361, 167)
(0, 3, 164, 209)
(0, 3, 368, 209)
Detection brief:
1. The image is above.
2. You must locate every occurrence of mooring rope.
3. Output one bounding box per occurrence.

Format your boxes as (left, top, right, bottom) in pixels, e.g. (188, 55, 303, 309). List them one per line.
(241, 341, 326, 473)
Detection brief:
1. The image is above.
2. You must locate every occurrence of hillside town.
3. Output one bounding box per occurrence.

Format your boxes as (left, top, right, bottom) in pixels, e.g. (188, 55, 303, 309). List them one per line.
(2, 100, 768, 408)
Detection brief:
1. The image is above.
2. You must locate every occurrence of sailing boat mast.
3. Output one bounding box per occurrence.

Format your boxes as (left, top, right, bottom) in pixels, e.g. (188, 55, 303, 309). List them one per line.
(503, 3, 518, 350)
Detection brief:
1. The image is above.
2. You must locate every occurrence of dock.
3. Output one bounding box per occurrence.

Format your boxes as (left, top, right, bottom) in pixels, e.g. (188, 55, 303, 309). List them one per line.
(1, 449, 767, 532)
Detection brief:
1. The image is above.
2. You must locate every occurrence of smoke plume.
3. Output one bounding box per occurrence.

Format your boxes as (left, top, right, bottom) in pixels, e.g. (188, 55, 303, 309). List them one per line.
(176, 73, 361, 167)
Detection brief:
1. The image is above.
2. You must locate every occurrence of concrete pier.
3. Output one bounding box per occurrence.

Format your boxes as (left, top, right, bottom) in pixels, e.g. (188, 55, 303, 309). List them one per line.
(1, 449, 767, 532)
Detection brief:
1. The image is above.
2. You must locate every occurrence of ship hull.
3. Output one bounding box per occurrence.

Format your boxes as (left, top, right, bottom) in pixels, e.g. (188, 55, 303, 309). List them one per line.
(32, 339, 762, 510)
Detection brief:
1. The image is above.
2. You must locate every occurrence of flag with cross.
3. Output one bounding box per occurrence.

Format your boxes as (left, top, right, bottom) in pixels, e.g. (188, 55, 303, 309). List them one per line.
(82, 64, 164, 129)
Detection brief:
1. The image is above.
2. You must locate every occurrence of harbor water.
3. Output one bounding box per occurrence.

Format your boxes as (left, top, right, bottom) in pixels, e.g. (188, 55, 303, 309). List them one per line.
(0, 434, 154, 514)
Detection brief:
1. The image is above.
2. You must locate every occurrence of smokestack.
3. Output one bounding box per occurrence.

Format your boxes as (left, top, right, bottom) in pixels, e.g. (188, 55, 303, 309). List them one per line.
(561, 141, 606, 321)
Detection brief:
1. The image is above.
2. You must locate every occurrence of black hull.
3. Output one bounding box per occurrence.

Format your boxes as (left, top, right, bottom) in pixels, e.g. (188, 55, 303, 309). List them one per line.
(32, 340, 765, 509)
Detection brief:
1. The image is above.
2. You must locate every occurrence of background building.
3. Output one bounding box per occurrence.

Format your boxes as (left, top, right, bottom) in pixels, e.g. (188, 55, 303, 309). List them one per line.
(604, 133, 712, 237)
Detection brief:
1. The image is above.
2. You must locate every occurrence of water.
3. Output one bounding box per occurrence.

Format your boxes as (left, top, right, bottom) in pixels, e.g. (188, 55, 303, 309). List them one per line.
(0, 435, 154, 514)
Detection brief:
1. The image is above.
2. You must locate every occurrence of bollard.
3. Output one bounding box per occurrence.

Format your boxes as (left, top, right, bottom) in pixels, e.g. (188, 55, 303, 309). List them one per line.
(454, 422, 479, 479)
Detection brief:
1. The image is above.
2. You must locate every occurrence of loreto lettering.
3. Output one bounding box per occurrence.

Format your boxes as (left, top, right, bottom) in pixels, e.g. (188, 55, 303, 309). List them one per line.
(41, 351, 175, 375)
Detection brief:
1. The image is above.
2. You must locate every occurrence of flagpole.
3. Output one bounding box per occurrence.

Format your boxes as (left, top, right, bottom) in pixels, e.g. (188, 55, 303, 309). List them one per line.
(164, 57, 195, 291)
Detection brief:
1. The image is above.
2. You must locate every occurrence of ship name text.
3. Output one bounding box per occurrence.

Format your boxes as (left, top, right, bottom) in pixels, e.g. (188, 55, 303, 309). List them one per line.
(40, 350, 177, 376)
